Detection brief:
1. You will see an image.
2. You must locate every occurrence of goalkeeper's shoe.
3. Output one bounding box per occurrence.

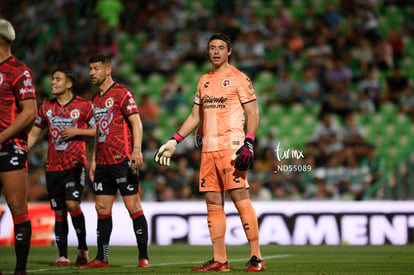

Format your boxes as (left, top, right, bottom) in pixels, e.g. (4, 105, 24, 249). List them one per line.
(192, 259, 230, 271)
(75, 249, 89, 267)
(246, 256, 265, 272)
(137, 258, 150, 268)
(79, 259, 109, 268)
(50, 256, 71, 266)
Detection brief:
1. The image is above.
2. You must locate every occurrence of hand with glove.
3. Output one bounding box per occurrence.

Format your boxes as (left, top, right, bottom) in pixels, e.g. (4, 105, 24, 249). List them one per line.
(154, 133, 183, 166)
(231, 136, 255, 171)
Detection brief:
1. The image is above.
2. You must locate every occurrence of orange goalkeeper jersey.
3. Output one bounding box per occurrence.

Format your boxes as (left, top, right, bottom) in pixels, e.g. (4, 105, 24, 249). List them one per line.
(194, 65, 257, 152)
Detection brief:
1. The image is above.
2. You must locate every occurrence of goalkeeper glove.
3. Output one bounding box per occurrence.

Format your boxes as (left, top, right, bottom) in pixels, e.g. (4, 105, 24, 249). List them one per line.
(231, 137, 254, 171)
(154, 133, 183, 166)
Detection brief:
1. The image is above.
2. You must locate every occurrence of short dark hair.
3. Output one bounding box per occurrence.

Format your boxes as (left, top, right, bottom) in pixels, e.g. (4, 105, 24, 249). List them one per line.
(53, 68, 76, 84)
(89, 54, 111, 65)
(207, 33, 232, 50)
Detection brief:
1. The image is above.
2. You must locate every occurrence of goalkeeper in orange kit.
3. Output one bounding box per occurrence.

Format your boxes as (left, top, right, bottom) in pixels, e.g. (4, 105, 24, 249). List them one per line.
(155, 33, 265, 272)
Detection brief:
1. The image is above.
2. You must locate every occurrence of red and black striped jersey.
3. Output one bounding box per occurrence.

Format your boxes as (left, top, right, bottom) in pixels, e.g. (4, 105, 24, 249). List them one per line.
(0, 56, 36, 150)
(92, 83, 139, 165)
(34, 95, 95, 171)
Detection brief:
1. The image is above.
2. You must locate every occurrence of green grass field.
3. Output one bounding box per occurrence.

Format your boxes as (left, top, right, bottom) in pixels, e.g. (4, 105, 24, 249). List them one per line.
(1, 244, 413, 274)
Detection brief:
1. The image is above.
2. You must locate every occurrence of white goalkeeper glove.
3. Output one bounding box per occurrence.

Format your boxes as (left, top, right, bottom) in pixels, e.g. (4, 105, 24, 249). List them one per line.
(154, 139, 178, 167)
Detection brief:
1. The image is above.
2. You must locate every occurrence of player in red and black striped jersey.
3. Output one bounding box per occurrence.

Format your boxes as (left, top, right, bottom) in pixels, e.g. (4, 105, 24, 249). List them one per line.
(80, 54, 149, 269)
(30, 74, 95, 171)
(28, 69, 95, 267)
(0, 19, 37, 275)
(92, 82, 139, 165)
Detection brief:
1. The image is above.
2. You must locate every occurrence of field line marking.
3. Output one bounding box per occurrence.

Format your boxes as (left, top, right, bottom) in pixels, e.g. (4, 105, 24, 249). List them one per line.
(11, 254, 290, 273)
(134, 254, 291, 267)
(3, 267, 70, 274)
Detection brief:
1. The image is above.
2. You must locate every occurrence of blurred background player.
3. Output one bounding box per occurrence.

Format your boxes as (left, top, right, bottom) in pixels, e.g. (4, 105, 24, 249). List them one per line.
(28, 69, 95, 267)
(0, 19, 37, 275)
(155, 33, 265, 272)
(82, 54, 149, 268)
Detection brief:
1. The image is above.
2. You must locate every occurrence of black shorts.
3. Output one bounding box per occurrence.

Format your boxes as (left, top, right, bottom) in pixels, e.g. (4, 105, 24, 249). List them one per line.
(46, 166, 85, 210)
(0, 141, 27, 172)
(93, 159, 139, 196)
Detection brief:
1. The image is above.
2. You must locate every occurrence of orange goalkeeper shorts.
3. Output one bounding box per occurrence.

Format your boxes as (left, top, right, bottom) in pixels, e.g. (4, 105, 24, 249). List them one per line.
(199, 149, 248, 192)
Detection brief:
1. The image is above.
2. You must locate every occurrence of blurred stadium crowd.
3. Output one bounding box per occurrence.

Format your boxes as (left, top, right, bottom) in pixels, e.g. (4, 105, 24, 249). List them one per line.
(2, 0, 414, 202)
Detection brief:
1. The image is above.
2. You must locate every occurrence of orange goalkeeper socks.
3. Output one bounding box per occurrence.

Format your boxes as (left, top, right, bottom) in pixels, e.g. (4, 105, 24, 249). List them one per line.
(234, 199, 262, 259)
(207, 203, 227, 263)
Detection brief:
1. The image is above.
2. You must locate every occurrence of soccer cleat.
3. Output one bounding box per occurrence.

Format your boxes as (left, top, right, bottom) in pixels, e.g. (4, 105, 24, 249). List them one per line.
(75, 249, 89, 267)
(246, 256, 265, 272)
(192, 259, 230, 271)
(50, 256, 71, 266)
(137, 258, 150, 268)
(78, 259, 109, 268)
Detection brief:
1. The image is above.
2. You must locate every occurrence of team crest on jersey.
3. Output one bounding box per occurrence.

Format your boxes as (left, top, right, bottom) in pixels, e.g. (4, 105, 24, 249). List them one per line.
(105, 97, 114, 108)
(70, 109, 80, 119)
(46, 109, 53, 117)
(23, 70, 30, 77)
(222, 79, 231, 88)
(0, 73, 3, 85)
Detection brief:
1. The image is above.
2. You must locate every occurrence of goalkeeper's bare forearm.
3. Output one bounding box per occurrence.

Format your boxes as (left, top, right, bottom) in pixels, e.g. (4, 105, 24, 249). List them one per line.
(243, 100, 260, 137)
(175, 103, 203, 138)
(155, 104, 202, 166)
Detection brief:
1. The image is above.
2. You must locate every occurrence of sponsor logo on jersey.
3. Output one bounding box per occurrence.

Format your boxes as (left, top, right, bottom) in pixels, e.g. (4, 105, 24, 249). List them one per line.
(203, 95, 227, 104)
(116, 177, 127, 183)
(127, 91, 136, 103)
(93, 107, 108, 117)
(128, 97, 136, 105)
(50, 116, 74, 126)
(13, 145, 25, 155)
(65, 182, 75, 188)
(94, 106, 113, 143)
(23, 78, 32, 87)
(127, 94, 137, 111)
(46, 112, 75, 151)
(202, 95, 228, 109)
(246, 77, 254, 92)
